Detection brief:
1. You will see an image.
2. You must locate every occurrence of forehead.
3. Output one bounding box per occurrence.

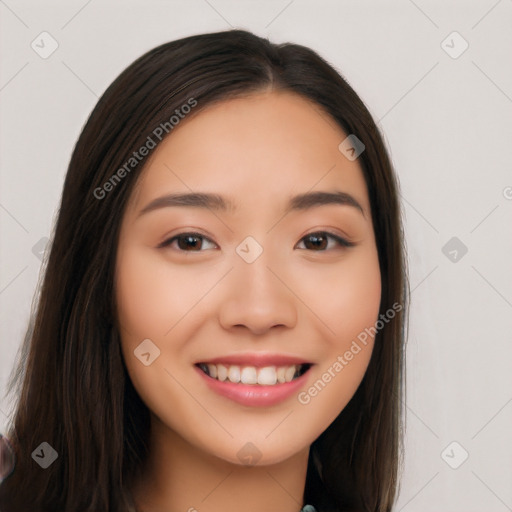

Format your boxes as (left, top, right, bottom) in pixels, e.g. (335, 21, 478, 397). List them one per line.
(127, 91, 370, 217)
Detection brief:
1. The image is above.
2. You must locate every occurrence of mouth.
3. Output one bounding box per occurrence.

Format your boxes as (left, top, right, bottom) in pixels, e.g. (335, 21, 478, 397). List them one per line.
(195, 362, 312, 385)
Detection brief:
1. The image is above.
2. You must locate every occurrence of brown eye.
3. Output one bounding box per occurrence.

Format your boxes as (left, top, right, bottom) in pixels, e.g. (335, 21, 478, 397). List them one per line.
(296, 231, 354, 251)
(159, 233, 217, 251)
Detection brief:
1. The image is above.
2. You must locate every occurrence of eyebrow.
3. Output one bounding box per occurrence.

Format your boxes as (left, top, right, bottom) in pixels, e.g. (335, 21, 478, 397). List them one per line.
(137, 190, 365, 218)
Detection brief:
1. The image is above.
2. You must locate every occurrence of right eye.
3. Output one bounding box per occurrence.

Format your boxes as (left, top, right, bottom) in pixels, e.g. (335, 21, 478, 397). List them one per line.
(158, 232, 218, 252)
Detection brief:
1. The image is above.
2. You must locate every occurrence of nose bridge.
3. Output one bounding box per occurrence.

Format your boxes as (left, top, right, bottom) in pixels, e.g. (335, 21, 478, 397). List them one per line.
(234, 235, 282, 300)
(218, 236, 297, 333)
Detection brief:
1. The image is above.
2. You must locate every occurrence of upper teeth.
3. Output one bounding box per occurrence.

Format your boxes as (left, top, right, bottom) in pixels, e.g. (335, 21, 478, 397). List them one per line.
(199, 363, 302, 385)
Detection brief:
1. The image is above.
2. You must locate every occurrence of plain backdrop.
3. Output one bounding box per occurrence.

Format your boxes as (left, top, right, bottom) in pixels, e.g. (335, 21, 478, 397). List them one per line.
(1, 1, 511, 510)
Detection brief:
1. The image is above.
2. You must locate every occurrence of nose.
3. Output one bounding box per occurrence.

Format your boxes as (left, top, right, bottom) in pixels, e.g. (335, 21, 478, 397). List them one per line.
(218, 252, 297, 336)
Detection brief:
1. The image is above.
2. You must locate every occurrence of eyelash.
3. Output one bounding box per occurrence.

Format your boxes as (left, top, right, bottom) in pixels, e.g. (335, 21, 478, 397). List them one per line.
(158, 231, 355, 252)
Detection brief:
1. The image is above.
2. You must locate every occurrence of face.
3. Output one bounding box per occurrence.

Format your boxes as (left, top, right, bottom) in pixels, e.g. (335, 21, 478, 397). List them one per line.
(115, 90, 381, 466)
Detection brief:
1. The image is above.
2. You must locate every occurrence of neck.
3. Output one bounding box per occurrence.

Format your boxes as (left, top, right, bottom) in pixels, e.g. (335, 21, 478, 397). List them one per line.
(132, 415, 310, 512)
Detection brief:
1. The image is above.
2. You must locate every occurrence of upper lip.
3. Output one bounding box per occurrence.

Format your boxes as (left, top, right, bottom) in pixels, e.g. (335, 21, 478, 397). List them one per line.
(195, 353, 312, 368)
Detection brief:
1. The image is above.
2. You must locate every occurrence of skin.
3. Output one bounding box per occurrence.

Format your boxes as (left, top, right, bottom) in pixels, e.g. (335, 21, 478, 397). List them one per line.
(115, 90, 381, 512)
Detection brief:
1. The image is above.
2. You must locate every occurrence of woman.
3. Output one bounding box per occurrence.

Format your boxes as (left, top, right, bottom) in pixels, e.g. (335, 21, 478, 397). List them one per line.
(0, 29, 408, 512)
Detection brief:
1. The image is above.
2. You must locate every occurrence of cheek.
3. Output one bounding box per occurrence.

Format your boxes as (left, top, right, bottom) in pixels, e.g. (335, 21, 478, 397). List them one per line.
(292, 247, 381, 419)
(114, 246, 197, 413)
(114, 246, 186, 392)
(114, 246, 224, 398)
(297, 247, 381, 344)
(115, 247, 209, 342)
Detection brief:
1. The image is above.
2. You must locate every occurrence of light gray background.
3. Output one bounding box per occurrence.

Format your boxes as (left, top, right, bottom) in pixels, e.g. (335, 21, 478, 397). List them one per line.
(1, 1, 511, 510)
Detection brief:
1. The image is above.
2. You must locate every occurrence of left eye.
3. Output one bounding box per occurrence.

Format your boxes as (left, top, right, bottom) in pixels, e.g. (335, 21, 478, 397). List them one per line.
(159, 231, 353, 252)
(295, 231, 354, 251)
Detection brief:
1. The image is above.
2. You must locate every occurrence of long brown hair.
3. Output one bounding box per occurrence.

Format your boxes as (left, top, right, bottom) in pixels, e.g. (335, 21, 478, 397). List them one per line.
(0, 29, 408, 512)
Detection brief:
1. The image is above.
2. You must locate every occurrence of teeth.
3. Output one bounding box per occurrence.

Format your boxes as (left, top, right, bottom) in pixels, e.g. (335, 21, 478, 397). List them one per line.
(285, 366, 296, 382)
(199, 363, 305, 385)
(228, 365, 241, 383)
(207, 364, 217, 379)
(217, 364, 228, 382)
(257, 366, 277, 385)
(240, 366, 258, 384)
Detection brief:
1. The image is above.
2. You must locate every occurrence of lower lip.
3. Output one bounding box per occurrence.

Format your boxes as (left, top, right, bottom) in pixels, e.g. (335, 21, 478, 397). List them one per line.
(194, 365, 311, 407)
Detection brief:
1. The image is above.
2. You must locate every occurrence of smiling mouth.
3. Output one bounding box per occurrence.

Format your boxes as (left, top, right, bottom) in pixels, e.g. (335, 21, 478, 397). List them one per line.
(195, 363, 312, 385)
